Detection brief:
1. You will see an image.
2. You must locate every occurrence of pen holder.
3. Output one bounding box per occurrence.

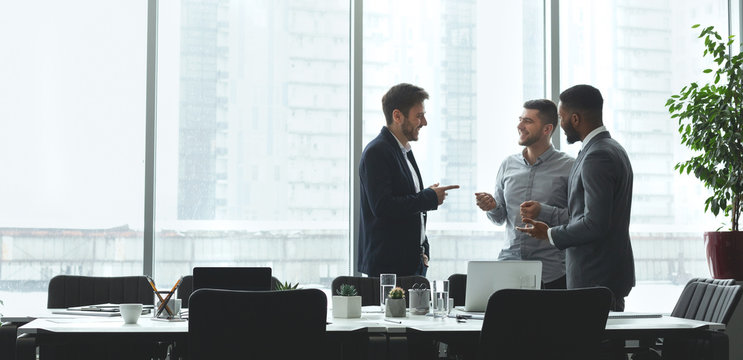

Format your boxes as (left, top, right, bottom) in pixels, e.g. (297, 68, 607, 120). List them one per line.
(154, 291, 181, 319)
(408, 285, 430, 315)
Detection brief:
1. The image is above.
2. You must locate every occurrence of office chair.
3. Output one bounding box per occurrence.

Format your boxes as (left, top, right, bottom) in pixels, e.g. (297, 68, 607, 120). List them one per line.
(331, 275, 430, 307)
(47, 275, 153, 308)
(179, 273, 281, 308)
(0, 320, 18, 360)
(177, 275, 194, 308)
(479, 287, 612, 360)
(192, 266, 272, 292)
(37, 275, 160, 360)
(447, 273, 467, 306)
(659, 280, 741, 359)
(684, 277, 735, 287)
(188, 288, 327, 359)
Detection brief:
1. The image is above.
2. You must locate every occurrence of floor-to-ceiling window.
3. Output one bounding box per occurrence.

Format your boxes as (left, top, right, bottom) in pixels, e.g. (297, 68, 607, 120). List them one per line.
(153, 0, 351, 290)
(560, 0, 730, 311)
(0, 0, 740, 314)
(0, 1, 146, 313)
(362, 0, 546, 281)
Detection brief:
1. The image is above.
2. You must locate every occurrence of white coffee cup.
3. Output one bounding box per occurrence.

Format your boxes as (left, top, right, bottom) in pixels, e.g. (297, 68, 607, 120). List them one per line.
(120, 303, 143, 324)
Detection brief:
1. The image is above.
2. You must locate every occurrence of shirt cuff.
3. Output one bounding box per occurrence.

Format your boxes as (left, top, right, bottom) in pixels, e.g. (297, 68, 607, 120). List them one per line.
(547, 227, 555, 246)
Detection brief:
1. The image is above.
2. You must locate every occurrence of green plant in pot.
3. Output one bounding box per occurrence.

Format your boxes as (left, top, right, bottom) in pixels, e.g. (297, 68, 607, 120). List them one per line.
(332, 284, 362, 318)
(666, 24, 743, 279)
(275, 281, 299, 290)
(385, 287, 406, 318)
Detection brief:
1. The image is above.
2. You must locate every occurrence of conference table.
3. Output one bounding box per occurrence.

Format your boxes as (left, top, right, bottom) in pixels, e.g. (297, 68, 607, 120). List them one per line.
(7, 307, 726, 359)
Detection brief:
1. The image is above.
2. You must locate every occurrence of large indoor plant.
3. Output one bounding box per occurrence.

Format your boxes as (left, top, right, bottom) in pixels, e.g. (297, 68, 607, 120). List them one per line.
(666, 24, 743, 279)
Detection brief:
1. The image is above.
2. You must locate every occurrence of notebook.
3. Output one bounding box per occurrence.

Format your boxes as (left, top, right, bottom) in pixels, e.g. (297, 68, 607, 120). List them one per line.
(463, 260, 542, 312)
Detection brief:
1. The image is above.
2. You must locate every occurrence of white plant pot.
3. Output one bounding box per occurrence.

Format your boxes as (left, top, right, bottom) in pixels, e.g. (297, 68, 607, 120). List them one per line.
(332, 295, 361, 318)
(385, 298, 407, 317)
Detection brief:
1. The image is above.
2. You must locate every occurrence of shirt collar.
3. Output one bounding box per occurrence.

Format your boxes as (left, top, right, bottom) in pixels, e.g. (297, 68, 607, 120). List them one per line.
(391, 131, 412, 153)
(581, 125, 607, 150)
(520, 144, 556, 165)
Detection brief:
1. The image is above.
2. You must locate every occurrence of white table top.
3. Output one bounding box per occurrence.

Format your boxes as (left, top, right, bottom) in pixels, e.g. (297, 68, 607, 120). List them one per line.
(15, 306, 724, 335)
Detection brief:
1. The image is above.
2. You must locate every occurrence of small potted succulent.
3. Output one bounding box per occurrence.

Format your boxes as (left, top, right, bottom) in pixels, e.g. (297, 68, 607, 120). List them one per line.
(275, 281, 299, 291)
(332, 284, 362, 318)
(385, 287, 406, 318)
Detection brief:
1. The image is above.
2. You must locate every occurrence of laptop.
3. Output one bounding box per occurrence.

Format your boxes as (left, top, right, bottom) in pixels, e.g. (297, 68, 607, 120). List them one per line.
(462, 260, 542, 312)
(192, 267, 272, 291)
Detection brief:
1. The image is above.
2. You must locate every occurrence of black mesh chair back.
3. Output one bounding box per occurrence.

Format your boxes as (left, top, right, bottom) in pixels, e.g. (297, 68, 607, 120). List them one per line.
(47, 275, 152, 308)
(44, 275, 159, 359)
(671, 281, 742, 324)
(188, 288, 327, 359)
(177, 275, 194, 308)
(331, 275, 429, 307)
(192, 266, 272, 292)
(179, 274, 281, 308)
(479, 287, 612, 360)
(663, 280, 741, 359)
(448, 273, 467, 306)
(686, 277, 735, 286)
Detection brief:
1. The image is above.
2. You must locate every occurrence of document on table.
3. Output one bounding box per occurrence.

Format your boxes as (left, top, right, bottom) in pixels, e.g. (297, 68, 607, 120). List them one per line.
(51, 303, 153, 317)
(608, 312, 663, 319)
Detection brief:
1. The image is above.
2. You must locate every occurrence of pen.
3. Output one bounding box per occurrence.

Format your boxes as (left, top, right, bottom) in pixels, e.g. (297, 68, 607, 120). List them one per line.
(146, 276, 172, 316)
(384, 318, 402, 324)
(156, 276, 183, 317)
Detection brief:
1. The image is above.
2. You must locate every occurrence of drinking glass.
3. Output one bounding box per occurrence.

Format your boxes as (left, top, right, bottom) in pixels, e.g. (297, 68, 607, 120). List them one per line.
(380, 273, 397, 310)
(432, 279, 449, 318)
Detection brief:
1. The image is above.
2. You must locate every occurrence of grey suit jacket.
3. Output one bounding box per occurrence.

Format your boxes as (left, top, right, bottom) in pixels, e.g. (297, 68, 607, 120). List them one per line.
(550, 131, 636, 298)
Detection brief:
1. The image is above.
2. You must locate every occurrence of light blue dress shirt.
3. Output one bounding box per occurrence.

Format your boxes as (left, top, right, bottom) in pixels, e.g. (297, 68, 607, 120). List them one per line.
(487, 145, 574, 283)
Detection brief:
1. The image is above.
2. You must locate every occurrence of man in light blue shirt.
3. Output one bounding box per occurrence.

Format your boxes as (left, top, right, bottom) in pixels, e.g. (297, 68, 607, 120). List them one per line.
(475, 99, 574, 288)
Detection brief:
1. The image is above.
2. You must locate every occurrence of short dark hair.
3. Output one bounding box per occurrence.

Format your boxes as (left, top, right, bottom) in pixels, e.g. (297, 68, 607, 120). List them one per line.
(559, 84, 603, 124)
(523, 99, 558, 134)
(382, 83, 429, 125)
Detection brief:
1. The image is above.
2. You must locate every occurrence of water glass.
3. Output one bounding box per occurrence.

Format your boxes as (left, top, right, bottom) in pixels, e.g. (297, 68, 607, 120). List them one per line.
(432, 279, 449, 318)
(380, 273, 397, 309)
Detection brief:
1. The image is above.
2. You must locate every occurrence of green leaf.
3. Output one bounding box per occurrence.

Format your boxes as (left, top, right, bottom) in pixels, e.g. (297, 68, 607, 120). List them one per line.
(692, 24, 700, 28)
(703, 69, 713, 73)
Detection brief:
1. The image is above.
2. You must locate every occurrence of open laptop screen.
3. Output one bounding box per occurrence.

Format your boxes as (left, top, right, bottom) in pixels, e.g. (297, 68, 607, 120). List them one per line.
(463, 260, 542, 312)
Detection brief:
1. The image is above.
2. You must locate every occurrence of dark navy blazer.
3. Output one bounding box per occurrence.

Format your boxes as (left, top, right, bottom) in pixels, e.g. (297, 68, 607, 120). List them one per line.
(358, 127, 438, 276)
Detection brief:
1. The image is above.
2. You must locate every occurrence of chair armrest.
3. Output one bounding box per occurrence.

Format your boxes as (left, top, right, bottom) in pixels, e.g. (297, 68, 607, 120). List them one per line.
(15, 333, 37, 360)
(0, 323, 18, 360)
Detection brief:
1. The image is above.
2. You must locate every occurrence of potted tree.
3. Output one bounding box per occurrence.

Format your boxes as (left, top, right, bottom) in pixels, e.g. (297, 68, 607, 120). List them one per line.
(332, 284, 362, 318)
(666, 24, 743, 279)
(385, 287, 406, 318)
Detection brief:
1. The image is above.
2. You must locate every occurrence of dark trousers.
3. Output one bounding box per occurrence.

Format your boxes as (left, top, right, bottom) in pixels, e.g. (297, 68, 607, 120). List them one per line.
(542, 275, 567, 289)
(415, 254, 428, 277)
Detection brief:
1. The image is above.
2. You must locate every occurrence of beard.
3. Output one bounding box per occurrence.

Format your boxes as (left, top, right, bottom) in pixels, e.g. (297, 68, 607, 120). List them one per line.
(401, 116, 420, 141)
(562, 121, 581, 144)
(518, 131, 541, 146)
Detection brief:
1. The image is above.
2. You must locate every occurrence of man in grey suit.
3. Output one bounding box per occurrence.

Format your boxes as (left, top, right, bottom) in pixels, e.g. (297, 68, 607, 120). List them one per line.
(517, 84, 635, 311)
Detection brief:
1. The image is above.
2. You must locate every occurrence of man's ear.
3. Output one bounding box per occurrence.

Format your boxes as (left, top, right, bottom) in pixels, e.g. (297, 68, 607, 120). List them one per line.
(570, 112, 581, 128)
(392, 109, 403, 125)
(544, 123, 554, 136)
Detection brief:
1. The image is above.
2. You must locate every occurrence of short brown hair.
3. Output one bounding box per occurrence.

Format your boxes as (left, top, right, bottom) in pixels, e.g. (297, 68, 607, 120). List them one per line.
(523, 99, 558, 134)
(381, 83, 429, 125)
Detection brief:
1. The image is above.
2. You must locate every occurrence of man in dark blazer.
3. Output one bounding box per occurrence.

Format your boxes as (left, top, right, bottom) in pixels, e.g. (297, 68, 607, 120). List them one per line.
(518, 85, 635, 311)
(359, 83, 459, 277)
